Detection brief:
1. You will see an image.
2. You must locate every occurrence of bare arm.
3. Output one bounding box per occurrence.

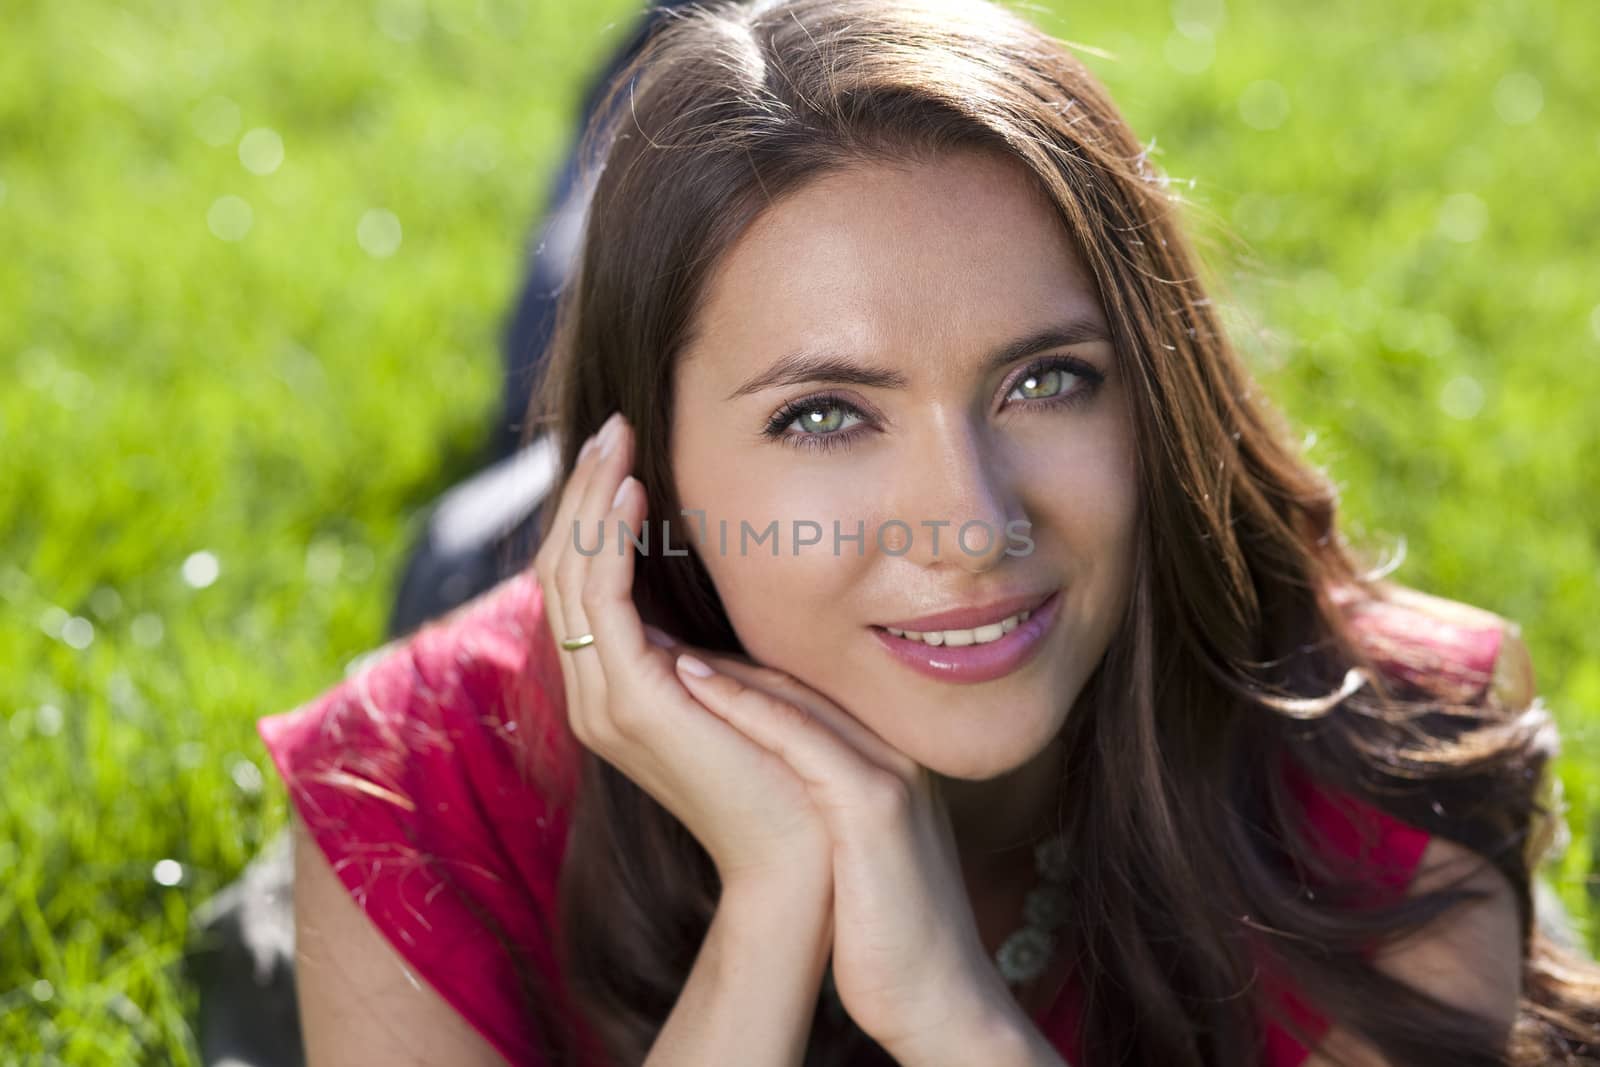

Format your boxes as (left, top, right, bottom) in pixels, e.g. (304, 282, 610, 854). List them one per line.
(645, 870, 835, 1067)
(1303, 836, 1523, 1066)
(293, 805, 834, 1067)
(291, 810, 509, 1066)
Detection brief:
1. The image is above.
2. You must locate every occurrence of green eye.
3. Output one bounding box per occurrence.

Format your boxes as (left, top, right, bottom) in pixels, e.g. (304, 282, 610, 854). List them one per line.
(794, 406, 851, 434)
(760, 354, 1105, 457)
(1010, 366, 1074, 401)
(761, 391, 871, 454)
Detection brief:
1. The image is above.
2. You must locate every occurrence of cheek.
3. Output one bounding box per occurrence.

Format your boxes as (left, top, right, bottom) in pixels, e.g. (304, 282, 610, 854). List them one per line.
(1027, 420, 1139, 552)
(675, 449, 864, 658)
(1083, 445, 1141, 619)
(1074, 456, 1139, 552)
(700, 547, 855, 676)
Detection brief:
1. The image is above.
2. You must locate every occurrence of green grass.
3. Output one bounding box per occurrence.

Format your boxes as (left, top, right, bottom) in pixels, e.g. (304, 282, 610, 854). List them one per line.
(1, 0, 1595, 1061)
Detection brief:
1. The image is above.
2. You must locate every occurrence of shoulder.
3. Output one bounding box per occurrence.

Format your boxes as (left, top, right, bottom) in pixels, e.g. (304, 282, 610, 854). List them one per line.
(1280, 585, 1533, 1064)
(1380, 834, 1523, 1018)
(258, 566, 577, 837)
(259, 568, 587, 1066)
(1336, 581, 1562, 873)
(1335, 582, 1534, 710)
(1265, 774, 1524, 1066)
(1299, 835, 1522, 1066)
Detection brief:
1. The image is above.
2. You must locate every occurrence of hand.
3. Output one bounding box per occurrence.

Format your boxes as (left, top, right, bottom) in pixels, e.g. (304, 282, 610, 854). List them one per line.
(663, 626, 1032, 1064)
(531, 411, 833, 894)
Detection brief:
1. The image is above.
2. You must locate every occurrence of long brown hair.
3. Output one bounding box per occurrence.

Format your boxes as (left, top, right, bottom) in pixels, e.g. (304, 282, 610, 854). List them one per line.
(517, 0, 1600, 1062)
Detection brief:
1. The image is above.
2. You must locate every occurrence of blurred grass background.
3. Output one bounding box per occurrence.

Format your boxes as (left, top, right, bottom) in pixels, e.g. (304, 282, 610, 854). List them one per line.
(0, 0, 1594, 1061)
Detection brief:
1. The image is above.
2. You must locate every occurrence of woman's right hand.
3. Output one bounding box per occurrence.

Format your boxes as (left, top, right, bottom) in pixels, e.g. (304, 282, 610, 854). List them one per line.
(532, 410, 833, 895)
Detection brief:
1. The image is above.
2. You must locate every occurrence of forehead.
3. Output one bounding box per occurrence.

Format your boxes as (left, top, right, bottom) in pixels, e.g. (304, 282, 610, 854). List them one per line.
(680, 148, 1106, 385)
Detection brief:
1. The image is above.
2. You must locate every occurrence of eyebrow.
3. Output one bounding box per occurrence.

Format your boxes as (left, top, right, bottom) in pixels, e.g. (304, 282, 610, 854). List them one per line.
(723, 317, 1112, 401)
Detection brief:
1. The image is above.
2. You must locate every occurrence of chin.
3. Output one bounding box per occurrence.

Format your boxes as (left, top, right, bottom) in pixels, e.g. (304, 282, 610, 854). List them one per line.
(894, 712, 1065, 782)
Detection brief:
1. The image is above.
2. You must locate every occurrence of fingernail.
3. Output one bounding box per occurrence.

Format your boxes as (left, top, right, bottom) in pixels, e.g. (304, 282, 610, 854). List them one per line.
(676, 653, 713, 678)
(611, 475, 634, 509)
(579, 435, 598, 461)
(643, 623, 675, 648)
(599, 412, 624, 458)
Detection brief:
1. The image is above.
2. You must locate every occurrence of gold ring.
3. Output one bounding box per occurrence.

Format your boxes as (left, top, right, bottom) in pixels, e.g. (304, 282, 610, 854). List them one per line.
(560, 632, 597, 651)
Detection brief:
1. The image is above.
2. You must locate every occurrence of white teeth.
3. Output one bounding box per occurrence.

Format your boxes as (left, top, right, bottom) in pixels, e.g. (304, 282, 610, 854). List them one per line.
(885, 607, 1032, 647)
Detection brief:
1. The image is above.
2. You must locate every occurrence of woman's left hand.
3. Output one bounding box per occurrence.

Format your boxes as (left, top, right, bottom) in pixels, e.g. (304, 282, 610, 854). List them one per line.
(653, 630, 1045, 1066)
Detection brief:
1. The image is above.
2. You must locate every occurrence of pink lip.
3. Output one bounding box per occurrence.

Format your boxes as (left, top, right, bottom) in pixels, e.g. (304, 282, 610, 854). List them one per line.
(877, 589, 1055, 632)
(871, 589, 1063, 684)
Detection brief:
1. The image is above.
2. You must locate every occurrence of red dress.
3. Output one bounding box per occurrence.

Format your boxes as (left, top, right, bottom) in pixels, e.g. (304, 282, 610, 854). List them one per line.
(258, 568, 1514, 1066)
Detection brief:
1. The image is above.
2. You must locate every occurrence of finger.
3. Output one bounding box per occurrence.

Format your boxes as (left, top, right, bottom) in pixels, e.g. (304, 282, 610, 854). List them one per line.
(535, 411, 614, 634)
(686, 650, 916, 777)
(538, 413, 622, 733)
(673, 653, 913, 829)
(671, 657, 950, 942)
(553, 412, 630, 653)
(535, 413, 613, 583)
(585, 463, 664, 703)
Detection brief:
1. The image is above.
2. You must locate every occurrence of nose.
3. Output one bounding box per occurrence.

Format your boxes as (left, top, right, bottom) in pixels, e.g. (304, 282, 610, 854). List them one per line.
(882, 415, 1025, 574)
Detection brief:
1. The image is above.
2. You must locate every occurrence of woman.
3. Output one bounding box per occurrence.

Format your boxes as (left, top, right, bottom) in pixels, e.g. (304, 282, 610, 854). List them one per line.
(258, 0, 1600, 1063)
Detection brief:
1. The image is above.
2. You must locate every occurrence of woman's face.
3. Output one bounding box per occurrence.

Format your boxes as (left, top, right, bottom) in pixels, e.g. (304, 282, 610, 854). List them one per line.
(670, 148, 1139, 781)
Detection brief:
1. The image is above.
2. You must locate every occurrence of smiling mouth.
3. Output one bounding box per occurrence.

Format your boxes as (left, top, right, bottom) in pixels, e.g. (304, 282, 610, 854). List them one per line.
(875, 606, 1037, 647)
(868, 590, 1064, 685)
(870, 589, 1056, 647)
